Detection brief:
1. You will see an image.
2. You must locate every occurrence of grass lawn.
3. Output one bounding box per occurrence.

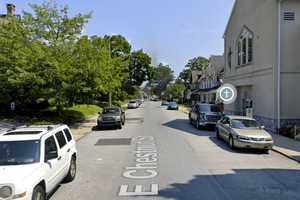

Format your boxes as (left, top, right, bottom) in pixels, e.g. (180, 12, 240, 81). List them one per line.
(18, 104, 102, 126)
(66, 104, 102, 119)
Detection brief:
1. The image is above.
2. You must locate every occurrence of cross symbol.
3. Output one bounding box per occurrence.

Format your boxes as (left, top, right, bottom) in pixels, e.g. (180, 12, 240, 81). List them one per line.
(222, 88, 233, 99)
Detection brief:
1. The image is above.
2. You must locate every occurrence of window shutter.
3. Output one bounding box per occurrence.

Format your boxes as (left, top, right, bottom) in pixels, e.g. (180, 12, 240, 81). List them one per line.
(284, 12, 295, 21)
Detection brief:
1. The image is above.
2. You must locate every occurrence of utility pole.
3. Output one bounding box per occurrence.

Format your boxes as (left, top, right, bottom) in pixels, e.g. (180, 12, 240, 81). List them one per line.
(108, 37, 112, 107)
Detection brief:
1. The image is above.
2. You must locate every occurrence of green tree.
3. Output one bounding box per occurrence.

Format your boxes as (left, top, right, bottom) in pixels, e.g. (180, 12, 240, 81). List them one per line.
(0, 16, 50, 109)
(22, 1, 91, 112)
(103, 35, 131, 106)
(179, 56, 209, 87)
(165, 83, 185, 100)
(151, 63, 174, 96)
(128, 50, 152, 86)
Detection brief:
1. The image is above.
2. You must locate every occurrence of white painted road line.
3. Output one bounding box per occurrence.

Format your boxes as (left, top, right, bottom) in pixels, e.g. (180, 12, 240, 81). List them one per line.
(118, 136, 159, 196)
(119, 184, 159, 196)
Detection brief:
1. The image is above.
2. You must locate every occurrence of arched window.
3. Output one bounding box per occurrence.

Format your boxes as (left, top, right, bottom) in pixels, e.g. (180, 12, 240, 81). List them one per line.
(237, 27, 253, 66)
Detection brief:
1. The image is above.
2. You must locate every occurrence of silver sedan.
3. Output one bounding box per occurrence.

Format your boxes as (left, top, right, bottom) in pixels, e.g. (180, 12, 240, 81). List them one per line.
(216, 115, 273, 153)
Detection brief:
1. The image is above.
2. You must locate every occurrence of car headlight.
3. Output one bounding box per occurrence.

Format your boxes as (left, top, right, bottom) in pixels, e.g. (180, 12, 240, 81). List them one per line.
(0, 185, 13, 199)
(115, 116, 121, 120)
(98, 116, 103, 121)
(237, 135, 250, 140)
(265, 137, 273, 142)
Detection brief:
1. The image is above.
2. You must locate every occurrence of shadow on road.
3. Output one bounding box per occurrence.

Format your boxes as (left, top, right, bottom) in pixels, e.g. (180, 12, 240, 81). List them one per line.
(163, 119, 269, 155)
(159, 169, 300, 200)
(209, 136, 269, 154)
(162, 119, 214, 137)
(92, 126, 119, 131)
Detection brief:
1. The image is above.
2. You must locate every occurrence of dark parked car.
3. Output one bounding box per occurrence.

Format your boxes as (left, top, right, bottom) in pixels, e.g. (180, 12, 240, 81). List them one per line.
(189, 103, 222, 129)
(167, 101, 179, 110)
(97, 107, 125, 129)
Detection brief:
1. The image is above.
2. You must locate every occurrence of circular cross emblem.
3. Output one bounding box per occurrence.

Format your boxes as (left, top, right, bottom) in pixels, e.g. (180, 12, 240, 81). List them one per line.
(217, 83, 237, 104)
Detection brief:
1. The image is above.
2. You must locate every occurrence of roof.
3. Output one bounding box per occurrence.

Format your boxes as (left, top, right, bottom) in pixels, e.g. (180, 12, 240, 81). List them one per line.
(191, 85, 220, 94)
(223, 0, 237, 38)
(0, 125, 67, 141)
(190, 70, 202, 84)
(226, 115, 255, 120)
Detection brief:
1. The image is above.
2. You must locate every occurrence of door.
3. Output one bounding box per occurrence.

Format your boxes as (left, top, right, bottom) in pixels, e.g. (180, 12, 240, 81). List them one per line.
(219, 117, 231, 141)
(193, 105, 199, 122)
(44, 136, 61, 192)
(54, 131, 70, 180)
(190, 106, 196, 121)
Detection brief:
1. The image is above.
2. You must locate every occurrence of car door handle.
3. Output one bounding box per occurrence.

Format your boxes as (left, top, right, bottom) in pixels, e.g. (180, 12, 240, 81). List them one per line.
(57, 156, 62, 161)
(67, 149, 71, 153)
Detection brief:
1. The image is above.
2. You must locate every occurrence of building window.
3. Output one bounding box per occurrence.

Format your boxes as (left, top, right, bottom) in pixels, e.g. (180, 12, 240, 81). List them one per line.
(228, 47, 232, 69)
(237, 42, 241, 65)
(237, 27, 253, 66)
(248, 37, 253, 63)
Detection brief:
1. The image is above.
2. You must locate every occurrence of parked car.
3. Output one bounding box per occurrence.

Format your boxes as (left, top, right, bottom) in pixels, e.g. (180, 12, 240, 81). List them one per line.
(161, 100, 169, 106)
(127, 100, 139, 109)
(136, 99, 142, 107)
(97, 107, 125, 129)
(216, 115, 273, 153)
(0, 125, 77, 200)
(189, 103, 222, 129)
(167, 101, 179, 110)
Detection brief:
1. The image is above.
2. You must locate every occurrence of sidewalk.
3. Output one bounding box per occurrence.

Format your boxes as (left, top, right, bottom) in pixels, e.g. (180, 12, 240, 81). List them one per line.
(70, 115, 98, 141)
(271, 133, 300, 163)
(0, 115, 98, 141)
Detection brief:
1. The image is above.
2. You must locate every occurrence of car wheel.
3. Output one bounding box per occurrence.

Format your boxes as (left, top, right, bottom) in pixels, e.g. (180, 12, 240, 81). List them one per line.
(229, 136, 235, 149)
(262, 149, 270, 154)
(32, 185, 45, 200)
(216, 128, 220, 140)
(65, 156, 76, 182)
(196, 119, 200, 129)
(118, 122, 122, 129)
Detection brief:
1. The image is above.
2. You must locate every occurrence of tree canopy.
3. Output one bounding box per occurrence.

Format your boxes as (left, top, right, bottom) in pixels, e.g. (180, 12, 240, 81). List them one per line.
(178, 56, 209, 87)
(0, 1, 153, 113)
(128, 50, 153, 86)
(151, 63, 174, 96)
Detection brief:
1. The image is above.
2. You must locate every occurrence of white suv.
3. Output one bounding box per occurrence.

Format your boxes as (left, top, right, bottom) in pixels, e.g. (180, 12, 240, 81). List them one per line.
(0, 125, 77, 200)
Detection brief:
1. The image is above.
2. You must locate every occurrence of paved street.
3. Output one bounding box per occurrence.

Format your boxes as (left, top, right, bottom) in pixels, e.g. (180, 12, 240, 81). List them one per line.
(51, 102, 300, 200)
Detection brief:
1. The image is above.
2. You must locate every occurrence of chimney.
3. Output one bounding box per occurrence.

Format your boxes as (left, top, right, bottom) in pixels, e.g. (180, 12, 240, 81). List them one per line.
(6, 4, 16, 16)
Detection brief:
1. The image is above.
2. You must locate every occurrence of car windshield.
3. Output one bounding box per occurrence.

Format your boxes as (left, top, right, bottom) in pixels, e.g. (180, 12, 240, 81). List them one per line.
(199, 105, 220, 112)
(0, 140, 40, 165)
(103, 108, 120, 114)
(231, 119, 260, 129)
(169, 102, 177, 105)
(129, 101, 136, 103)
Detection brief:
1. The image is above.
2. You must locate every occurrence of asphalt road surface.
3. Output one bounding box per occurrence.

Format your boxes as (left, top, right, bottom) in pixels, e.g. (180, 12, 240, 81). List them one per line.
(50, 102, 300, 200)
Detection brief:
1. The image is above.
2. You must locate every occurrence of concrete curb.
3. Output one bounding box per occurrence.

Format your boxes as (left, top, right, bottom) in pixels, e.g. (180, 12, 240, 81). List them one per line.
(71, 115, 98, 142)
(271, 148, 300, 163)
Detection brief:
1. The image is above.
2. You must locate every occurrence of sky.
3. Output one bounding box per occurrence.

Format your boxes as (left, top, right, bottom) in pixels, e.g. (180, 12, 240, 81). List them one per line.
(0, 0, 235, 75)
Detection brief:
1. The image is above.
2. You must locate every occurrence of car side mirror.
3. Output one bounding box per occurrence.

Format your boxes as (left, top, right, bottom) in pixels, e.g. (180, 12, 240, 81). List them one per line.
(98, 112, 101, 115)
(45, 150, 58, 162)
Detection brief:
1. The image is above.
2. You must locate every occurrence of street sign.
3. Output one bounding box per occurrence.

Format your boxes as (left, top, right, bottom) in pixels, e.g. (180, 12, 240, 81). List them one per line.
(217, 83, 237, 104)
